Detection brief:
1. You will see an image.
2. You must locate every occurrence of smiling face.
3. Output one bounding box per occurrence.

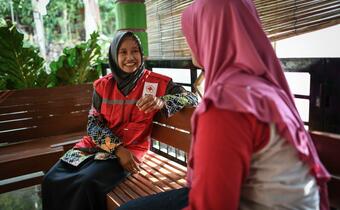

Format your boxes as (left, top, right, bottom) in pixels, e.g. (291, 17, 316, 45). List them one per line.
(117, 36, 142, 73)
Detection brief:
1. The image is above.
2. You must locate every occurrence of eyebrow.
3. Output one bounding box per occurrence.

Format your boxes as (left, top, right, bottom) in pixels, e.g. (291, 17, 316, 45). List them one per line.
(119, 46, 139, 51)
(120, 45, 139, 49)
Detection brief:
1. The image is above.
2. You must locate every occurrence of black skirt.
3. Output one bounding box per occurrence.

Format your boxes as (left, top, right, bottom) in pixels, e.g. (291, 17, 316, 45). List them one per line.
(42, 157, 127, 210)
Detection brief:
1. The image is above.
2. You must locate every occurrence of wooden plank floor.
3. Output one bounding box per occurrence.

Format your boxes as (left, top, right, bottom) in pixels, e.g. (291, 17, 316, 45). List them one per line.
(107, 151, 187, 210)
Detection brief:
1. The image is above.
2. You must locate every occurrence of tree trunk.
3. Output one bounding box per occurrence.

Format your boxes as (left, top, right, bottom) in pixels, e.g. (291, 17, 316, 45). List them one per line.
(83, 0, 101, 40)
(31, 0, 49, 59)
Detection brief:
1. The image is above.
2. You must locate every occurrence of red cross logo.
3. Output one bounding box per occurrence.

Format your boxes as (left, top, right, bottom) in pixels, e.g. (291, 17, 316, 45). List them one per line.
(146, 86, 153, 93)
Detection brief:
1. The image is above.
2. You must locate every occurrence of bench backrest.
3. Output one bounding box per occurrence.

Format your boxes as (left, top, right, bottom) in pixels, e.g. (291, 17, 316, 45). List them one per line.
(0, 84, 93, 144)
(310, 131, 340, 209)
(151, 107, 194, 153)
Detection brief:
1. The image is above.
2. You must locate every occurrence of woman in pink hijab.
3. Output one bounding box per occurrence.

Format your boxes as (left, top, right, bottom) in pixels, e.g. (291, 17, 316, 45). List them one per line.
(118, 0, 330, 209)
(183, 0, 329, 209)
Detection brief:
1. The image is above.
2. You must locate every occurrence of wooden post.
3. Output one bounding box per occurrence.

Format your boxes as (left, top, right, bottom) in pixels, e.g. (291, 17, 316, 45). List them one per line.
(115, 0, 148, 56)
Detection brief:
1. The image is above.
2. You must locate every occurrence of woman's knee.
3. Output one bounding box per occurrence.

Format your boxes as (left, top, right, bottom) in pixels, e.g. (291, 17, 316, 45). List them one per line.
(42, 161, 64, 188)
(42, 169, 57, 192)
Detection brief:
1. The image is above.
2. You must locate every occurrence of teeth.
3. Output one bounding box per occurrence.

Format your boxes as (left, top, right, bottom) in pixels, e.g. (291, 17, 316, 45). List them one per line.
(125, 63, 135, 66)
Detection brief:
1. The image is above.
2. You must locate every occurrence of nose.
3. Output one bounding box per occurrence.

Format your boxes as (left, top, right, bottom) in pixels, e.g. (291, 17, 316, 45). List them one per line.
(126, 52, 134, 61)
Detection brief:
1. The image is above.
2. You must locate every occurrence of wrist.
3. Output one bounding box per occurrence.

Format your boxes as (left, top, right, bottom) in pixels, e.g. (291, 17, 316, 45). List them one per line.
(114, 143, 123, 154)
(158, 98, 165, 109)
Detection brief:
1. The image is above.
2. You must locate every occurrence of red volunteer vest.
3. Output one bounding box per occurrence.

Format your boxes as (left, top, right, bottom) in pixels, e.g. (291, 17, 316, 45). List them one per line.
(91, 70, 170, 161)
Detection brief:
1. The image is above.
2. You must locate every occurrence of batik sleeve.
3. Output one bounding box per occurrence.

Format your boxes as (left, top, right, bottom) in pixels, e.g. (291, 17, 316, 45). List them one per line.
(87, 90, 122, 153)
(160, 79, 198, 117)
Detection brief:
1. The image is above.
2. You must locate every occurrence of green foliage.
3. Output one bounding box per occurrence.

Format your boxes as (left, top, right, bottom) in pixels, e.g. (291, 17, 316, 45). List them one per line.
(99, 0, 116, 37)
(44, 0, 84, 43)
(0, 0, 34, 33)
(0, 1, 9, 18)
(0, 77, 6, 89)
(49, 31, 103, 86)
(0, 19, 48, 90)
(0, 18, 6, 27)
(0, 0, 116, 89)
(0, 186, 42, 210)
(13, 0, 34, 28)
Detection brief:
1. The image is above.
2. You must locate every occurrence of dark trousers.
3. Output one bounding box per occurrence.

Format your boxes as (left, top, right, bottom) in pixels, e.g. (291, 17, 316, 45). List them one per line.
(42, 158, 127, 210)
(117, 187, 189, 210)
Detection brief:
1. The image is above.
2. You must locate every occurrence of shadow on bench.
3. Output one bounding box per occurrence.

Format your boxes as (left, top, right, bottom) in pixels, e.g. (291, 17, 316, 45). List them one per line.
(107, 107, 340, 210)
(0, 84, 92, 193)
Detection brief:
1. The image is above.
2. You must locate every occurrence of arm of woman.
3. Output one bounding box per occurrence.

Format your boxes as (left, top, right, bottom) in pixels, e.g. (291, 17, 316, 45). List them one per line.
(160, 80, 198, 117)
(87, 90, 121, 153)
(185, 105, 268, 210)
(88, 90, 140, 173)
(136, 79, 198, 116)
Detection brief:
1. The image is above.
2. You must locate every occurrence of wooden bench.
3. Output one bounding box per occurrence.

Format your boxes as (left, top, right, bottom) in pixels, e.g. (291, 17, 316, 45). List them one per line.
(0, 84, 92, 193)
(310, 131, 340, 209)
(106, 107, 340, 210)
(106, 107, 193, 210)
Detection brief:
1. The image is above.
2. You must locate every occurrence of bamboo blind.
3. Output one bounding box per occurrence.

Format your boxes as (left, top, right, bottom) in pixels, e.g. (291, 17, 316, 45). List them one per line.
(145, 0, 340, 58)
(256, 0, 340, 41)
(145, 0, 192, 57)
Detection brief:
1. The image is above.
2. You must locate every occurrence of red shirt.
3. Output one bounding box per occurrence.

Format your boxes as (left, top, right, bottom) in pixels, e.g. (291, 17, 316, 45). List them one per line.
(185, 104, 269, 210)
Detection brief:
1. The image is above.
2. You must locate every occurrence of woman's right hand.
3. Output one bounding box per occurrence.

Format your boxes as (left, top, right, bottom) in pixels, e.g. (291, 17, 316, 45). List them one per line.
(115, 146, 140, 174)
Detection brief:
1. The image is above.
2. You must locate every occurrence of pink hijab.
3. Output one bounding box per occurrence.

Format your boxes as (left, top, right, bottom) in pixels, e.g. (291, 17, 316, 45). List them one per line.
(181, 0, 330, 209)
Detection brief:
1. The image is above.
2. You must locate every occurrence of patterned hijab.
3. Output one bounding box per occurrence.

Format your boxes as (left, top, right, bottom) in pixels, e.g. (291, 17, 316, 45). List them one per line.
(108, 31, 145, 96)
(182, 0, 329, 209)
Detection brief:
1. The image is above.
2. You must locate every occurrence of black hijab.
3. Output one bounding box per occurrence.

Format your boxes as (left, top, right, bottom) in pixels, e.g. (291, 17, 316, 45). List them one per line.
(108, 31, 145, 96)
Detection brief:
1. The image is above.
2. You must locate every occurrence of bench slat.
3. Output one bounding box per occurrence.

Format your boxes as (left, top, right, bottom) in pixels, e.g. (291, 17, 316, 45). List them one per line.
(50, 139, 81, 151)
(123, 178, 150, 197)
(0, 102, 91, 121)
(0, 98, 90, 115)
(0, 131, 85, 192)
(143, 158, 186, 187)
(0, 146, 64, 180)
(107, 192, 123, 210)
(142, 159, 186, 188)
(0, 110, 33, 122)
(0, 84, 92, 105)
(151, 124, 191, 152)
(139, 165, 177, 190)
(146, 153, 187, 174)
(0, 173, 43, 194)
(0, 111, 87, 130)
(118, 182, 142, 200)
(144, 155, 186, 177)
(128, 175, 162, 194)
(0, 113, 87, 144)
(113, 185, 133, 203)
(107, 151, 188, 208)
(153, 107, 193, 131)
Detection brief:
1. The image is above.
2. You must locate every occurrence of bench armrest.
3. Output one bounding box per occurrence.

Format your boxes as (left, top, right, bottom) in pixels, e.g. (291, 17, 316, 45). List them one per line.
(51, 139, 81, 152)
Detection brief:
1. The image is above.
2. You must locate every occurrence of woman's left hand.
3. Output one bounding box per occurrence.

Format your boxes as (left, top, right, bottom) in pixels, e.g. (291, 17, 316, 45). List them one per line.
(136, 95, 165, 113)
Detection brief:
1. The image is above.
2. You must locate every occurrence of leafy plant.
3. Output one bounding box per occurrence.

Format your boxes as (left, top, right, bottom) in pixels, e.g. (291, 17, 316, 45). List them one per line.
(49, 31, 103, 86)
(0, 19, 49, 90)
